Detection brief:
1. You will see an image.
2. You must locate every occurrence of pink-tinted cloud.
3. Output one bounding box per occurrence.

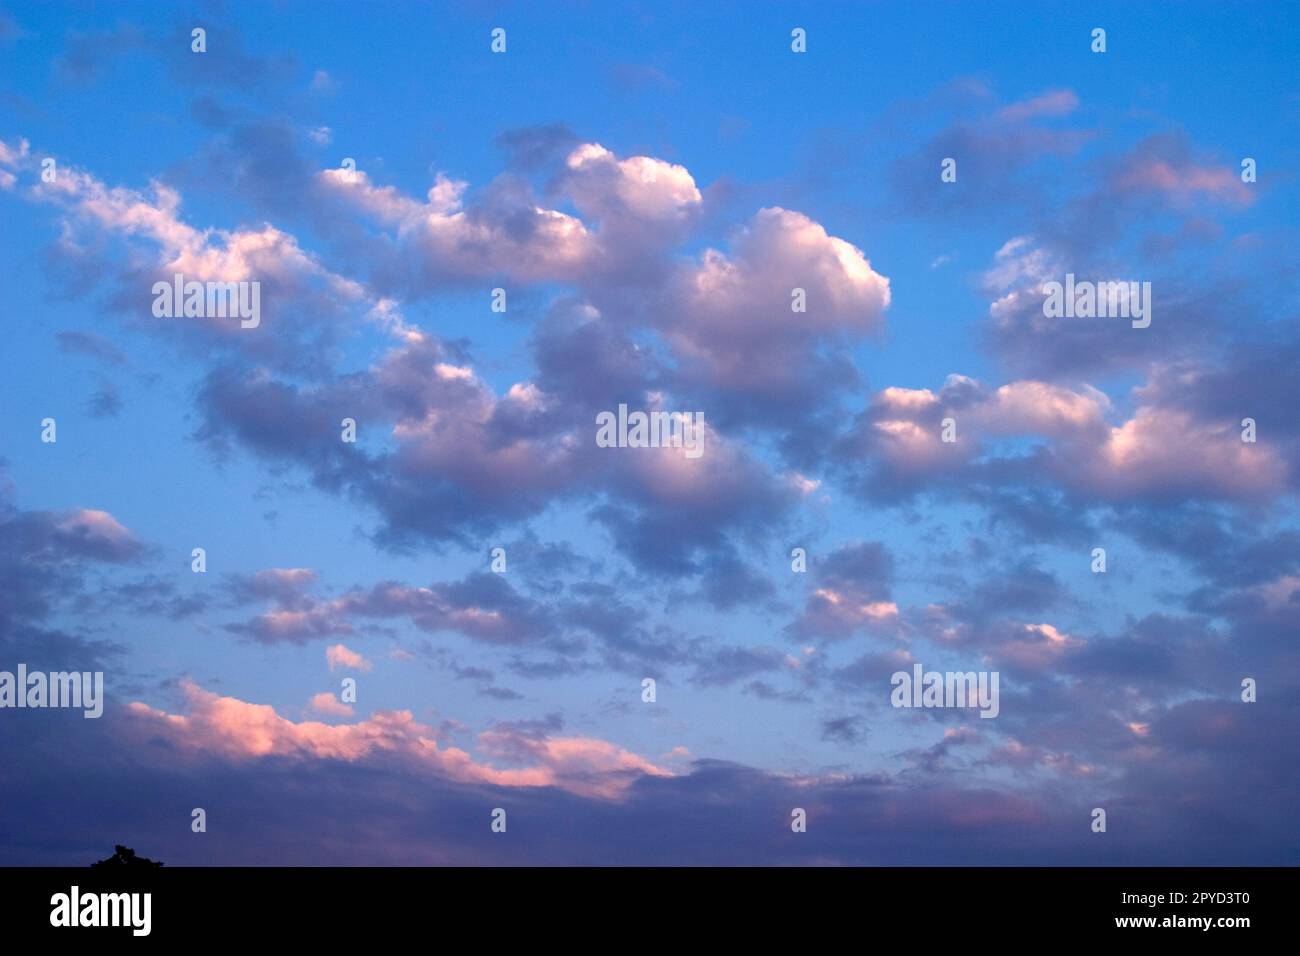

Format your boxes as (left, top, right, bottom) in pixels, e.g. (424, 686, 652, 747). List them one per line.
(563, 143, 702, 226)
(996, 89, 1079, 123)
(850, 371, 1288, 502)
(326, 643, 373, 672)
(1115, 158, 1254, 207)
(0, 137, 387, 369)
(316, 165, 594, 283)
(661, 207, 890, 393)
(308, 691, 353, 717)
(52, 508, 144, 560)
(124, 681, 672, 799)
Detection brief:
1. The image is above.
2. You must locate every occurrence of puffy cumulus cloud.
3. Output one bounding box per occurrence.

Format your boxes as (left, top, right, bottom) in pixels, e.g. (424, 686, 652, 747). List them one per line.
(326, 643, 373, 673)
(198, 321, 797, 568)
(121, 682, 436, 761)
(165, 222, 363, 300)
(835, 375, 978, 492)
(838, 370, 1287, 505)
(377, 337, 584, 519)
(193, 338, 575, 547)
(956, 344, 1297, 525)
(975, 380, 1110, 437)
(224, 128, 887, 434)
(123, 680, 670, 800)
(843, 376, 1106, 494)
(1126, 351, 1300, 496)
(657, 207, 889, 414)
(6, 136, 872, 560)
(311, 140, 706, 296)
(807, 591, 898, 626)
(592, 421, 799, 575)
(2, 140, 397, 371)
(563, 143, 701, 225)
(38, 167, 198, 255)
(309, 141, 889, 430)
(1, 137, 381, 371)
(223, 570, 355, 644)
(316, 165, 593, 285)
(308, 691, 353, 718)
(1074, 406, 1287, 500)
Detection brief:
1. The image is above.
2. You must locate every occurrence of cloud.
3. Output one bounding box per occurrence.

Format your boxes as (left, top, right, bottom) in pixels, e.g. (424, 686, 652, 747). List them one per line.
(1110, 133, 1254, 208)
(821, 715, 866, 745)
(1, 138, 378, 371)
(44, 508, 146, 563)
(0, 486, 144, 669)
(340, 573, 556, 646)
(887, 87, 1093, 217)
(788, 542, 899, 642)
(309, 69, 337, 94)
(54, 24, 147, 82)
(124, 680, 671, 800)
(836, 370, 1289, 506)
(228, 568, 319, 607)
(326, 643, 373, 673)
(314, 165, 594, 289)
(308, 692, 353, 718)
(568, 143, 698, 215)
(995, 89, 1079, 123)
(656, 207, 890, 426)
(7, 694, 1296, 864)
(56, 330, 128, 366)
(86, 380, 123, 418)
(223, 566, 560, 648)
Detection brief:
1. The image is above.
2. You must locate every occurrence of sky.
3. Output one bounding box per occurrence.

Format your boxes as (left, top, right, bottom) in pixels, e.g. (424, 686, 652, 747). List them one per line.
(1, 0, 1298, 865)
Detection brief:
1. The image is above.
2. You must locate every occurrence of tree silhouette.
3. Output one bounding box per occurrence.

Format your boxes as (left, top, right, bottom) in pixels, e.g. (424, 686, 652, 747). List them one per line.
(91, 845, 164, 867)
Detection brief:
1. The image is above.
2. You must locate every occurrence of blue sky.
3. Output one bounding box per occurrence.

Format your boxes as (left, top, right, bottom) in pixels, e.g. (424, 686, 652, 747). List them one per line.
(1, 0, 1298, 864)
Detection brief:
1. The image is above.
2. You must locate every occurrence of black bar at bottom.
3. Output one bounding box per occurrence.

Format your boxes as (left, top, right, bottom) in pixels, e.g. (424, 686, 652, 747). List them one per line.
(1, 866, 1291, 940)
